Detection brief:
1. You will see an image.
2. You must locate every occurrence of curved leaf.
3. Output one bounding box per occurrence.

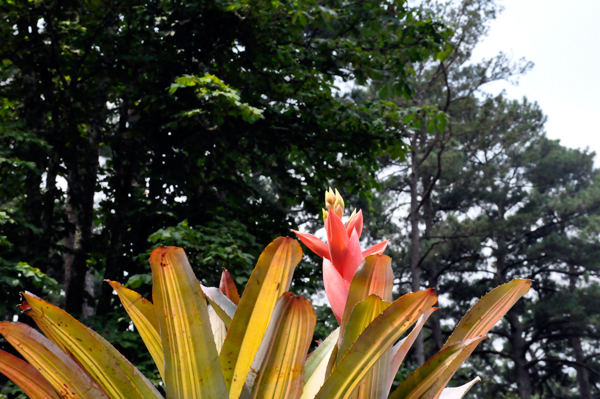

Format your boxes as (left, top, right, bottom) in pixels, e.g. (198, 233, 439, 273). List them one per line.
(248, 293, 316, 399)
(107, 280, 164, 380)
(304, 328, 339, 383)
(150, 246, 228, 399)
(314, 289, 437, 399)
(201, 284, 236, 327)
(389, 337, 486, 399)
(445, 279, 531, 346)
(387, 307, 438, 391)
(337, 295, 390, 364)
(0, 348, 60, 399)
(220, 237, 302, 399)
(339, 255, 393, 343)
(0, 322, 109, 399)
(337, 295, 391, 399)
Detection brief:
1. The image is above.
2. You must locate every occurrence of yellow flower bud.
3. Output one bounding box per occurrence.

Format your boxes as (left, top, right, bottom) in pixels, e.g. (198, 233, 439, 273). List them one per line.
(323, 187, 345, 221)
(325, 187, 337, 209)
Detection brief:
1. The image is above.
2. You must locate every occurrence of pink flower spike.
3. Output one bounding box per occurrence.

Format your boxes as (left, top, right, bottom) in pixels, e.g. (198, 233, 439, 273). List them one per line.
(343, 229, 363, 282)
(345, 209, 363, 238)
(292, 230, 331, 260)
(362, 239, 389, 258)
(322, 258, 350, 323)
(326, 209, 349, 273)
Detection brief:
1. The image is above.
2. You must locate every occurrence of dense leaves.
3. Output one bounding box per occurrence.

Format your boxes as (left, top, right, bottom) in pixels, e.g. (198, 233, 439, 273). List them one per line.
(0, 0, 449, 318)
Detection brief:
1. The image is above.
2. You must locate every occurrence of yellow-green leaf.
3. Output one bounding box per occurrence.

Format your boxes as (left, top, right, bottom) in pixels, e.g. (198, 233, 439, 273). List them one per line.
(314, 289, 437, 399)
(300, 328, 340, 399)
(150, 246, 228, 399)
(0, 322, 109, 399)
(337, 295, 390, 364)
(387, 307, 437, 392)
(339, 255, 393, 342)
(107, 280, 164, 380)
(337, 295, 391, 399)
(220, 237, 302, 399)
(445, 279, 531, 346)
(21, 293, 162, 399)
(0, 348, 60, 399)
(388, 337, 486, 399)
(248, 292, 316, 399)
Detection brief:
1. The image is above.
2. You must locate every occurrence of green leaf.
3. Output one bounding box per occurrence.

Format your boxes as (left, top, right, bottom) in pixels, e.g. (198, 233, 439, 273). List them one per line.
(304, 328, 339, 384)
(389, 337, 486, 399)
(314, 289, 437, 399)
(337, 295, 391, 399)
(445, 279, 531, 346)
(387, 307, 437, 391)
(339, 255, 393, 343)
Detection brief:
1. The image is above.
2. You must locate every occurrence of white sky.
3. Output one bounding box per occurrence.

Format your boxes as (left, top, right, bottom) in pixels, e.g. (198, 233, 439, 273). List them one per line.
(470, 0, 600, 162)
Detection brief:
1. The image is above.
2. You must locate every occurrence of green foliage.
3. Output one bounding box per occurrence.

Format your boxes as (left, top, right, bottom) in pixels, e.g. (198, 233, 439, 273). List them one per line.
(140, 218, 260, 287)
(0, 0, 451, 326)
(169, 74, 264, 124)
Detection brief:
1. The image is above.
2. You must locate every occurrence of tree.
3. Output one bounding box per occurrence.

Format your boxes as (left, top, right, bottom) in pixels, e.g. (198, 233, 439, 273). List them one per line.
(369, 0, 531, 364)
(361, 1, 600, 396)
(0, 0, 450, 321)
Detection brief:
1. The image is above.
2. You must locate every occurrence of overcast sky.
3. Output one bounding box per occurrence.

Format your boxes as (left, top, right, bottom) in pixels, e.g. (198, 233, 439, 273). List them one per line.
(470, 0, 600, 162)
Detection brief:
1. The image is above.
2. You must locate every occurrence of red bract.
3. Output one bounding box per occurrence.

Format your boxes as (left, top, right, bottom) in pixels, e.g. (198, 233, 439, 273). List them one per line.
(293, 206, 389, 322)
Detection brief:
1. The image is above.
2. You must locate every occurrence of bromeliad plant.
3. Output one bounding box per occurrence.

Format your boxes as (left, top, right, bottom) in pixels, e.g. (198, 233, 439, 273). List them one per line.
(0, 190, 530, 399)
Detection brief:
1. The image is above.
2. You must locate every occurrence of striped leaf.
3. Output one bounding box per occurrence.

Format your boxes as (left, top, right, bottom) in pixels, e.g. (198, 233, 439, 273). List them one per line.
(248, 293, 316, 399)
(150, 246, 228, 399)
(107, 280, 164, 380)
(339, 255, 393, 342)
(0, 322, 109, 399)
(446, 279, 531, 346)
(0, 348, 60, 399)
(389, 337, 486, 399)
(387, 307, 438, 391)
(314, 289, 437, 399)
(220, 237, 302, 399)
(337, 295, 391, 399)
(300, 328, 340, 399)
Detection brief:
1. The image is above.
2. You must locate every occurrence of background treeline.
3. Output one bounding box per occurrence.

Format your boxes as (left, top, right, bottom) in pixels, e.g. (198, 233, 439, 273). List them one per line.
(0, 0, 598, 398)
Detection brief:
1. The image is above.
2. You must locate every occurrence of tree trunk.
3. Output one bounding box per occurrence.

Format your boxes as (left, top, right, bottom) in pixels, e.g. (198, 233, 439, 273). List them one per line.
(421, 173, 443, 354)
(64, 80, 106, 317)
(568, 265, 593, 399)
(505, 311, 532, 399)
(409, 129, 425, 365)
(97, 91, 132, 316)
(496, 203, 532, 399)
